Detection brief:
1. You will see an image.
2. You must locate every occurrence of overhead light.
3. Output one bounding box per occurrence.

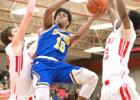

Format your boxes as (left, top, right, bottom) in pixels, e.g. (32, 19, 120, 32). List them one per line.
(70, 0, 86, 3)
(85, 47, 105, 53)
(11, 7, 39, 15)
(90, 23, 113, 30)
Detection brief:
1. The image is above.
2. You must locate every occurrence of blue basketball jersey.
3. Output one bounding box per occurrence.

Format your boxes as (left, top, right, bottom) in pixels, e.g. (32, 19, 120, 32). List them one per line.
(36, 24, 71, 61)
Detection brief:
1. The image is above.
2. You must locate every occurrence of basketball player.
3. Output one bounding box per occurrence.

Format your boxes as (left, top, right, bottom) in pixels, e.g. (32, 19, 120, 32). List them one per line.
(101, 0, 140, 99)
(31, 0, 105, 100)
(0, 0, 36, 100)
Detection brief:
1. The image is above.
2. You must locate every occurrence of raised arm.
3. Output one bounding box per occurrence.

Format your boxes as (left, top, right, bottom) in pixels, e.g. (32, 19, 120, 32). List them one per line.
(43, 0, 68, 29)
(70, 14, 100, 47)
(12, 0, 36, 49)
(107, 0, 119, 25)
(116, 0, 131, 29)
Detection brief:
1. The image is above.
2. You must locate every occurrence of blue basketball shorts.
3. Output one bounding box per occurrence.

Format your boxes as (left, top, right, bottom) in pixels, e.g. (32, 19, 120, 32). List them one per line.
(31, 58, 80, 86)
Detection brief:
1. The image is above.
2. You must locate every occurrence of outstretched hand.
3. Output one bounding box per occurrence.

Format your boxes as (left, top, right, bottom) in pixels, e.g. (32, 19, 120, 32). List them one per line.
(27, 0, 36, 15)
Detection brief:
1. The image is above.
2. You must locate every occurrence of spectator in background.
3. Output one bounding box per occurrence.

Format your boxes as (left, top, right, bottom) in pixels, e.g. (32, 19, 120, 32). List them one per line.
(75, 88, 80, 99)
(68, 91, 75, 100)
(52, 92, 58, 100)
(64, 90, 69, 100)
(50, 96, 53, 100)
(0, 69, 4, 81)
(58, 87, 66, 99)
(1, 75, 10, 90)
(0, 70, 10, 90)
(51, 89, 58, 100)
(0, 82, 4, 90)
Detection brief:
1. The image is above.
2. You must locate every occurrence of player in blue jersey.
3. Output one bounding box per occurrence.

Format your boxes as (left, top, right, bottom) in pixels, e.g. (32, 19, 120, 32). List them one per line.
(31, 0, 104, 100)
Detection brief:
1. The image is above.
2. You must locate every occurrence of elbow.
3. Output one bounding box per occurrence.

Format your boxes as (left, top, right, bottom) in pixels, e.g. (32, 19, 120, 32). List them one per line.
(45, 5, 55, 14)
(120, 13, 128, 20)
(45, 8, 52, 14)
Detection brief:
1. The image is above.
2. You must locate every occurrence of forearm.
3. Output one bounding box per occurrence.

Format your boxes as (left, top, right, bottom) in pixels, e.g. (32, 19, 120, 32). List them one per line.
(107, 0, 118, 24)
(43, 0, 68, 29)
(116, 0, 130, 29)
(70, 16, 96, 46)
(12, 0, 36, 46)
(76, 17, 96, 36)
(46, 0, 67, 13)
(108, 0, 116, 9)
(116, 0, 127, 19)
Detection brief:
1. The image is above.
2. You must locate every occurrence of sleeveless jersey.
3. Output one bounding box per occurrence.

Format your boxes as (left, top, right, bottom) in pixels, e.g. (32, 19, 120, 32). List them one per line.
(5, 43, 34, 97)
(102, 20, 136, 82)
(36, 24, 71, 61)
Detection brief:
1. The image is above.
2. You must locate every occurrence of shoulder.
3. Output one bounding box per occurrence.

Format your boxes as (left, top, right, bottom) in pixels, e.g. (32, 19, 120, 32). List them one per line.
(43, 24, 58, 33)
(5, 43, 12, 54)
(44, 24, 58, 30)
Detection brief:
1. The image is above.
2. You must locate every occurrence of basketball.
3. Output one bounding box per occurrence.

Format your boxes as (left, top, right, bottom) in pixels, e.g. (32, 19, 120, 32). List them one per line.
(86, 0, 107, 14)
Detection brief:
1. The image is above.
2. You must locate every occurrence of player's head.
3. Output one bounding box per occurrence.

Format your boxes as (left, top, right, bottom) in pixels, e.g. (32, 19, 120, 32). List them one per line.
(54, 8, 72, 29)
(0, 26, 18, 46)
(128, 10, 140, 31)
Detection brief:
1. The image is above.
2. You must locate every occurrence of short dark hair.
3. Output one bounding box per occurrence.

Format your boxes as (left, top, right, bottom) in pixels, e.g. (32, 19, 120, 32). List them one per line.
(0, 26, 14, 46)
(54, 8, 72, 28)
(128, 10, 140, 30)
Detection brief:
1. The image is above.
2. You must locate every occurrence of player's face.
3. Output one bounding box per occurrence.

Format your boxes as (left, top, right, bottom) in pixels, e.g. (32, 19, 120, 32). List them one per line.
(11, 27, 18, 36)
(55, 12, 69, 29)
(9, 27, 18, 41)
